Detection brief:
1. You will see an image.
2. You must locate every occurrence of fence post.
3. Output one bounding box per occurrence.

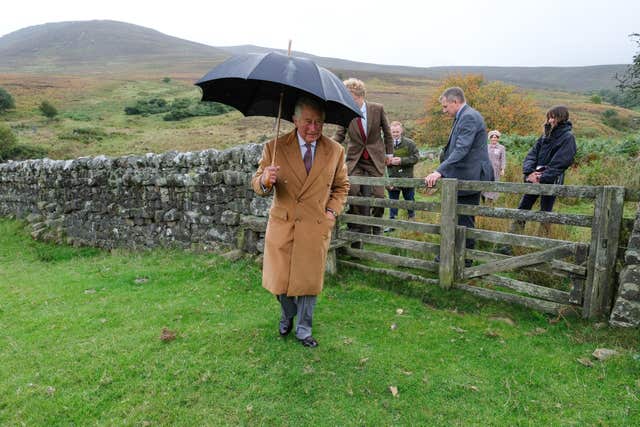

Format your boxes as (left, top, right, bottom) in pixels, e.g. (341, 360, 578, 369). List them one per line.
(583, 186, 625, 318)
(439, 178, 458, 289)
(454, 225, 467, 282)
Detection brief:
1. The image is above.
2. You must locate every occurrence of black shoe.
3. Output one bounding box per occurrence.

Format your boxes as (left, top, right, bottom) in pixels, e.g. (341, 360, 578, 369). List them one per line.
(434, 255, 440, 263)
(350, 241, 363, 249)
(298, 336, 318, 348)
(279, 318, 293, 336)
(383, 227, 394, 233)
(464, 259, 473, 268)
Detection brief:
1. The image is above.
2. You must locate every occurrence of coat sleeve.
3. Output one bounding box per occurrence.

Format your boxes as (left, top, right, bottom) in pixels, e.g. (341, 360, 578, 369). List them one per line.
(539, 134, 577, 184)
(436, 113, 477, 177)
(379, 106, 394, 155)
(500, 146, 506, 171)
(401, 139, 420, 166)
(326, 145, 350, 215)
(522, 138, 541, 176)
(251, 142, 273, 196)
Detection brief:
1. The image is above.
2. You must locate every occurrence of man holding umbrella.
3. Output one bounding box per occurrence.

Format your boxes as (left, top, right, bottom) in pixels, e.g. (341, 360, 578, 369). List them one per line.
(251, 97, 350, 348)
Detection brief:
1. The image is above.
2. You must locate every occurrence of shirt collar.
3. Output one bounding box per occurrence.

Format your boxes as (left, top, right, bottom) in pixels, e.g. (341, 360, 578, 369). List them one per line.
(296, 132, 316, 148)
(455, 103, 466, 121)
(360, 102, 367, 120)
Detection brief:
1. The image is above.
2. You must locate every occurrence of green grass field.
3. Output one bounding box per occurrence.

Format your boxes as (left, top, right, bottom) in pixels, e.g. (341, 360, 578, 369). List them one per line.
(1, 219, 638, 425)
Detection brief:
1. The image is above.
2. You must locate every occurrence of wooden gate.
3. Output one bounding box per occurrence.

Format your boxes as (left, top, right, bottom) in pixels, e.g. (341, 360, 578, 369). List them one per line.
(335, 176, 634, 319)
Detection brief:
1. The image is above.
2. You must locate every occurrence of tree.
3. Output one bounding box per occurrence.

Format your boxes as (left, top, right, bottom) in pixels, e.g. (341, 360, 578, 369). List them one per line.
(0, 87, 15, 113)
(39, 100, 58, 119)
(416, 74, 541, 147)
(616, 33, 640, 95)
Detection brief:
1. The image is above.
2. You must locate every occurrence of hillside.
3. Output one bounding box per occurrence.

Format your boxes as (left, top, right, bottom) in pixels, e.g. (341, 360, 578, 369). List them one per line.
(220, 45, 629, 92)
(0, 20, 228, 73)
(0, 20, 630, 93)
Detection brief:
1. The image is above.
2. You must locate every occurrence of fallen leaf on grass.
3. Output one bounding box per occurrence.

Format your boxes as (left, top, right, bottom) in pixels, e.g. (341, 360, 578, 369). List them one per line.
(577, 357, 594, 367)
(246, 404, 253, 412)
(160, 327, 177, 342)
(485, 330, 501, 338)
(359, 357, 369, 365)
(134, 277, 148, 284)
(592, 348, 618, 361)
(390, 323, 398, 331)
(396, 308, 404, 315)
(489, 316, 515, 326)
(389, 386, 399, 397)
(84, 289, 96, 294)
(451, 326, 467, 333)
(467, 385, 479, 392)
(343, 337, 353, 345)
(526, 327, 547, 336)
(46, 386, 56, 396)
(401, 370, 413, 376)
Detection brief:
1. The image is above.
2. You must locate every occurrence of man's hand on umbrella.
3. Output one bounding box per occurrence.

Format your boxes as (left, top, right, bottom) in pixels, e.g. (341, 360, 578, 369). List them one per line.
(424, 171, 442, 188)
(261, 165, 280, 187)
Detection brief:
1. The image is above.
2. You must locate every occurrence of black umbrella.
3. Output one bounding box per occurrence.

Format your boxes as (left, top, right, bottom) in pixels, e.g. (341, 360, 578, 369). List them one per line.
(195, 51, 361, 128)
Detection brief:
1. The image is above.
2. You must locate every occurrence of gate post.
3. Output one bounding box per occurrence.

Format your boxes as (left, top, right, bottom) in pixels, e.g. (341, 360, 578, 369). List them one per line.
(439, 178, 458, 289)
(583, 186, 625, 318)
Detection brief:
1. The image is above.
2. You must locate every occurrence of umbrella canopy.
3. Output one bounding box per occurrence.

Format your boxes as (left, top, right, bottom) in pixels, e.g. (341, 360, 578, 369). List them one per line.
(195, 52, 361, 127)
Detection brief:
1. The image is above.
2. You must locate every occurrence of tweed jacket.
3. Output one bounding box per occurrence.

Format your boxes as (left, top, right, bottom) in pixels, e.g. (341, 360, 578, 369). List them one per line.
(333, 102, 393, 176)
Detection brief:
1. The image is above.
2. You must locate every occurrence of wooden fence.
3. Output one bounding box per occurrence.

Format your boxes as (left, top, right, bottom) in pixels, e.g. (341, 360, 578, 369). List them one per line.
(333, 176, 640, 320)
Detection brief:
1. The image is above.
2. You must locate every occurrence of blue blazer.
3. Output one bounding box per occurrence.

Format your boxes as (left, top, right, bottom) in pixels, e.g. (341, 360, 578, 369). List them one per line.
(437, 104, 494, 195)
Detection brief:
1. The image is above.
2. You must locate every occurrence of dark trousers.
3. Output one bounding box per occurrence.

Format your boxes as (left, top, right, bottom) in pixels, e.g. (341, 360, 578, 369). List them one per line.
(517, 193, 557, 212)
(388, 187, 415, 219)
(457, 192, 481, 249)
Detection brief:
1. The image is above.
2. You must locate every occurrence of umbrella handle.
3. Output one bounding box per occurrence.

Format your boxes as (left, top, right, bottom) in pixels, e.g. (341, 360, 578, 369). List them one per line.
(270, 91, 284, 168)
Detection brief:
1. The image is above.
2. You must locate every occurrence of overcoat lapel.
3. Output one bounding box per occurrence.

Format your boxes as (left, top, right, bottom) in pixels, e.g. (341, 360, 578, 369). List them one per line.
(365, 103, 373, 141)
(299, 136, 329, 195)
(280, 131, 307, 187)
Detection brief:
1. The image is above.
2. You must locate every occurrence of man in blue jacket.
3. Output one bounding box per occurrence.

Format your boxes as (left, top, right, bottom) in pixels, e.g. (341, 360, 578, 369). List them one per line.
(425, 87, 494, 261)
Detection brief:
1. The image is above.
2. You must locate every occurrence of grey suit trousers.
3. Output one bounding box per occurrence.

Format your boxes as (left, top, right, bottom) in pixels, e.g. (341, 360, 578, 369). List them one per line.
(277, 294, 317, 339)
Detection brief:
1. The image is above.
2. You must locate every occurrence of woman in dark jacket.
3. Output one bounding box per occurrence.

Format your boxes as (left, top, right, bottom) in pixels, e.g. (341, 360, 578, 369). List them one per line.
(500, 106, 577, 252)
(518, 105, 577, 212)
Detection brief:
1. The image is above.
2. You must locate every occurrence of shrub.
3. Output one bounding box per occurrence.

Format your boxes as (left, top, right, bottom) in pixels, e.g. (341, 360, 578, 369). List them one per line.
(417, 74, 541, 147)
(162, 77, 171, 83)
(0, 87, 15, 113)
(601, 109, 630, 131)
(58, 127, 109, 144)
(39, 100, 58, 119)
(590, 94, 602, 104)
(0, 124, 47, 161)
(124, 98, 170, 115)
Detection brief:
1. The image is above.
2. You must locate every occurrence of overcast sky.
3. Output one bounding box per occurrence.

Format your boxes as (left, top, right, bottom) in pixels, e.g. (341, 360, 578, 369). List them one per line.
(2, 0, 638, 67)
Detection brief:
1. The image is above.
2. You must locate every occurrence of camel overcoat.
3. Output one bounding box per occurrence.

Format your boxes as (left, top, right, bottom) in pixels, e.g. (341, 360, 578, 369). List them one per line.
(251, 130, 350, 296)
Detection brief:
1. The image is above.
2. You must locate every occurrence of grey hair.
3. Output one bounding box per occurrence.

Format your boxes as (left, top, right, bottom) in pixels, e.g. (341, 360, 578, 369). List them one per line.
(293, 96, 326, 120)
(440, 87, 466, 103)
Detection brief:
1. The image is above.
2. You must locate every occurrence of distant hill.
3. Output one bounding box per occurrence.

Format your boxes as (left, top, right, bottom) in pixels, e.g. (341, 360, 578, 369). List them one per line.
(0, 20, 629, 92)
(220, 45, 628, 93)
(0, 20, 228, 73)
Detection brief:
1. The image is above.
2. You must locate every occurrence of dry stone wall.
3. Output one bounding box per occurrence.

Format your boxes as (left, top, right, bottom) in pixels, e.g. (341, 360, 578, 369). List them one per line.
(0, 145, 270, 253)
(610, 202, 640, 327)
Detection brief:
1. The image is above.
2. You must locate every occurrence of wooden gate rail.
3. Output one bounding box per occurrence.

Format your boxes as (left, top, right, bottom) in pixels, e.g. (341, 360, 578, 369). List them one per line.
(464, 244, 580, 279)
(337, 176, 631, 319)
